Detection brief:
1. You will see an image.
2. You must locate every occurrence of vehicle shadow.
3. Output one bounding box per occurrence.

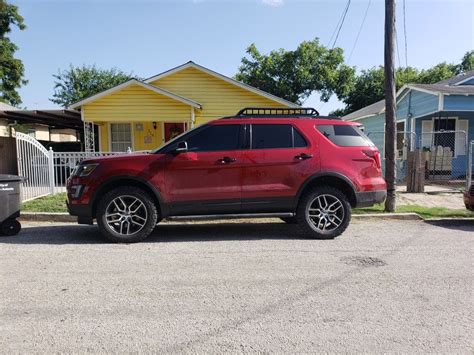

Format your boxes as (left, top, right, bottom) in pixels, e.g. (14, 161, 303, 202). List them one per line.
(0, 222, 314, 245)
(424, 219, 474, 232)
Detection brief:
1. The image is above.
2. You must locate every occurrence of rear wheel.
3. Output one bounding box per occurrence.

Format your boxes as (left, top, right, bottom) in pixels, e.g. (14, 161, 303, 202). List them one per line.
(296, 186, 351, 239)
(96, 187, 158, 243)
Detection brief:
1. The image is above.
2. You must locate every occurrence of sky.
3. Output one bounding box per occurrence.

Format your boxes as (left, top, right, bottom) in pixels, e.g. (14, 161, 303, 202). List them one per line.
(9, 0, 474, 114)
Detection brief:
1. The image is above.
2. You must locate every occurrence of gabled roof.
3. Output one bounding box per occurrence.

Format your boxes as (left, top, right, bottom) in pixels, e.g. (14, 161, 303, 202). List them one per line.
(435, 70, 474, 86)
(343, 99, 385, 121)
(343, 81, 474, 121)
(409, 83, 474, 95)
(145, 61, 299, 108)
(69, 79, 202, 109)
(0, 102, 18, 110)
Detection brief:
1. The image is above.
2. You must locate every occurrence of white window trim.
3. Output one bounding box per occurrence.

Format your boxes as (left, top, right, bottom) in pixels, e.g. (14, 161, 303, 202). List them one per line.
(429, 116, 465, 157)
(109, 122, 134, 152)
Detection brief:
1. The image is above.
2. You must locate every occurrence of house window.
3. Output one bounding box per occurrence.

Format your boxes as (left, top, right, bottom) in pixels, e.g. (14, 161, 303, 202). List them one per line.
(110, 123, 132, 152)
(433, 118, 455, 153)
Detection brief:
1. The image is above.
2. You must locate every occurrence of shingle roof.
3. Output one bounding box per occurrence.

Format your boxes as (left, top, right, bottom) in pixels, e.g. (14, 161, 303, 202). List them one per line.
(342, 99, 385, 121)
(435, 70, 474, 85)
(410, 83, 474, 95)
(0, 102, 18, 110)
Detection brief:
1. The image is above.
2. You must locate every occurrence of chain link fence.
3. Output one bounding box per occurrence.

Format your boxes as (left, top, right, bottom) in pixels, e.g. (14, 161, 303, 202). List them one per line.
(418, 130, 468, 190)
(467, 141, 473, 192)
(366, 131, 416, 182)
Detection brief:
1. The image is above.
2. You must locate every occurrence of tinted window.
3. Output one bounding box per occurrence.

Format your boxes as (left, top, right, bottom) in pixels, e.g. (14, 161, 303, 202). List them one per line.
(317, 124, 373, 147)
(252, 124, 307, 149)
(293, 128, 307, 147)
(185, 124, 241, 151)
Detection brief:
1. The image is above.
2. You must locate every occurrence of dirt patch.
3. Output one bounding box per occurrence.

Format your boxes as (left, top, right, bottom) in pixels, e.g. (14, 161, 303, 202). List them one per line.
(341, 256, 387, 267)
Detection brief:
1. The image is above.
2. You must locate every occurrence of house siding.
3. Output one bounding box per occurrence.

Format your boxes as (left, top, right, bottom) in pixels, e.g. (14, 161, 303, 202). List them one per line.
(399, 90, 439, 119)
(149, 67, 288, 124)
(83, 84, 191, 123)
(459, 78, 474, 86)
(443, 95, 474, 111)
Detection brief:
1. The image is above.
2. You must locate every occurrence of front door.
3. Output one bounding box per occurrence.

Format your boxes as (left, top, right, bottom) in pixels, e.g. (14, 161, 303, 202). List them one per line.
(162, 123, 244, 215)
(164, 122, 187, 142)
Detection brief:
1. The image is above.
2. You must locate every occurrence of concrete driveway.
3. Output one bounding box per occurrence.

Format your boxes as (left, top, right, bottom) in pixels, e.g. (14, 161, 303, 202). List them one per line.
(0, 219, 473, 353)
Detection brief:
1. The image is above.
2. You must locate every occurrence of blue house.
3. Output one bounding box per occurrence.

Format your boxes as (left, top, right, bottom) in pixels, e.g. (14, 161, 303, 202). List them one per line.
(343, 70, 474, 180)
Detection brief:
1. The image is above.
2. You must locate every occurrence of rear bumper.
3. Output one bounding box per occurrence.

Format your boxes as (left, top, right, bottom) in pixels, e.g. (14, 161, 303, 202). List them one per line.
(354, 190, 386, 208)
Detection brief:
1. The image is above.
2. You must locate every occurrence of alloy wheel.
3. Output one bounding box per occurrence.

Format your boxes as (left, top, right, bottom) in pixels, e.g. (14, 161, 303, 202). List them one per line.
(306, 194, 344, 232)
(105, 195, 148, 235)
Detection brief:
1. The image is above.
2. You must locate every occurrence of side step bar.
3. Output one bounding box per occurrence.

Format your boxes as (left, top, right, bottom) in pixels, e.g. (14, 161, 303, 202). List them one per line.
(166, 212, 294, 221)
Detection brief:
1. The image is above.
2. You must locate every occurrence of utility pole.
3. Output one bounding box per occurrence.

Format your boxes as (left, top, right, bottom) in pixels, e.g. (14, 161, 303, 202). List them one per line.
(384, 0, 396, 212)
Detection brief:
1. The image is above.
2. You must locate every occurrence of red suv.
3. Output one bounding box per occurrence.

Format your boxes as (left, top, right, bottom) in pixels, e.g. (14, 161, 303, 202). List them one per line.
(67, 108, 386, 243)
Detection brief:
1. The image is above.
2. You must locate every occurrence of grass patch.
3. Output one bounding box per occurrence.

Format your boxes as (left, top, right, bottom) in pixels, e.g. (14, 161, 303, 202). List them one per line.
(21, 193, 68, 213)
(20, 193, 474, 219)
(354, 204, 474, 219)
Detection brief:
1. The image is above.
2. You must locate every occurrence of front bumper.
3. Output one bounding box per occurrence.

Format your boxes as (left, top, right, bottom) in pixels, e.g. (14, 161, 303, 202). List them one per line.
(66, 200, 94, 224)
(354, 190, 387, 208)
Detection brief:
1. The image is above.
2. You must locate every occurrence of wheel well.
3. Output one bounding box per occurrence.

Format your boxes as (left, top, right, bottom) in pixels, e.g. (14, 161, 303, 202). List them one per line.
(92, 178, 162, 217)
(299, 176, 357, 207)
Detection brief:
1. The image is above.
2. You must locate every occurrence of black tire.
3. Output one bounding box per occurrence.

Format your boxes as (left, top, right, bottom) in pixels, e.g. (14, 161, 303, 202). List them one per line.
(96, 186, 159, 243)
(280, 217, 298, 224)
(296, 186, 351, 239)
(1, 219, 21, 236)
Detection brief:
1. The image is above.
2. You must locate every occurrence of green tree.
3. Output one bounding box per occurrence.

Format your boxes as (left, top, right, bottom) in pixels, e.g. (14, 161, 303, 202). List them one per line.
(457, 50, 474, 73)
(0, 0, 26, 106)
(235, 39, 355, 105)
(333, 51, 473, 116)
(51, 65, 139, 107)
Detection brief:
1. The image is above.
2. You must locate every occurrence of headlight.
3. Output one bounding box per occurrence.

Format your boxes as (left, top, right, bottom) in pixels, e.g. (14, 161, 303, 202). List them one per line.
(76, 163, 99, 177)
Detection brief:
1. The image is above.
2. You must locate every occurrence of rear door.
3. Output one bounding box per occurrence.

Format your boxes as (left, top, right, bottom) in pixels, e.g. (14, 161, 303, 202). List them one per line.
(241, 123, 319, 212)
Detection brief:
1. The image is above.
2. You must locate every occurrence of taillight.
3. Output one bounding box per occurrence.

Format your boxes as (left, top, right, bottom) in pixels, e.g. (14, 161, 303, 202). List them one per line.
(363, 150, 381, 168)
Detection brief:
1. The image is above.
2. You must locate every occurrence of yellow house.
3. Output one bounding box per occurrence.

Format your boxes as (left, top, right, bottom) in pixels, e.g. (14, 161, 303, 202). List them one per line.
(70, 61, 298, 152)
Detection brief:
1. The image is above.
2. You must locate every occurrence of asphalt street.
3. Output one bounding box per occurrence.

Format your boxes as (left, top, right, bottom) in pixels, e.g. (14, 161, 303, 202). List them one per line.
(0, 218, 473, 353)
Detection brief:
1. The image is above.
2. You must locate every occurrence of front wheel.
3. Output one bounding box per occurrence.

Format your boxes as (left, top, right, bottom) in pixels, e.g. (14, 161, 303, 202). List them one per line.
(296, 186, 351, 239)
(96, 187, 158, 243)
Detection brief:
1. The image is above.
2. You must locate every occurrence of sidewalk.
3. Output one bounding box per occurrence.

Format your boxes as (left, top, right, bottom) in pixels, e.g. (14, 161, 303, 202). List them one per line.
(396, 185, 465, 209)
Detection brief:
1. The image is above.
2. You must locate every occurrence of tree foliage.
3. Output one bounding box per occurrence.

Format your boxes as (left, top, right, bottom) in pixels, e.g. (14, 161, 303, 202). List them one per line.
(235, 39, 355, 104)
(332, 50, 474, 116)
(50, 65, 139, 107)
(0, 0, 26, 106)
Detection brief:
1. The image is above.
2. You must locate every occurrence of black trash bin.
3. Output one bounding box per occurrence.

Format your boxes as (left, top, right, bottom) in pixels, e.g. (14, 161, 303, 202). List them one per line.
(0, 174, 22, 236)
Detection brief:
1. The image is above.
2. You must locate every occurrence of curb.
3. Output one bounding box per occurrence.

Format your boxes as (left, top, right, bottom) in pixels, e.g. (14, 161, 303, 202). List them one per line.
(352, 212, 422, 220)
(19, 212, 76, 223)
(19, 211, 426, 223)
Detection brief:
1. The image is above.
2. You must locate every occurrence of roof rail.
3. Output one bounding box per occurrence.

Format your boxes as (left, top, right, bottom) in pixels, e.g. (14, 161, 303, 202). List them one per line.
(235, 107, 320, 117)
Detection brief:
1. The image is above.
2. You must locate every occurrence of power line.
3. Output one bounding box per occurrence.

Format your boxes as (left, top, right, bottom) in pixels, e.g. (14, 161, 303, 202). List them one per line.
(348, 0, 372, 62)
(403, 0, 408, 67)
(327, 2, 347, 48)
(331, 0, 351, 49)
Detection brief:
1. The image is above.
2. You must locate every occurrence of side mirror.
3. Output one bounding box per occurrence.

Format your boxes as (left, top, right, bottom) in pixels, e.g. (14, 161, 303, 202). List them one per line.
(174, 141, 188, 153)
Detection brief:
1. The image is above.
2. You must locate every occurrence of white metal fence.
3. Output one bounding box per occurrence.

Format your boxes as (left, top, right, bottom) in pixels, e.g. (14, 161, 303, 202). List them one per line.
(53, 151, 122, 191)
(16, 132, 128, 202)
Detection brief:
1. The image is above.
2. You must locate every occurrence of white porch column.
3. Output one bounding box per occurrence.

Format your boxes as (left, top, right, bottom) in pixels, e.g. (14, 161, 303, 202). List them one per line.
(190, 107, 195, 129)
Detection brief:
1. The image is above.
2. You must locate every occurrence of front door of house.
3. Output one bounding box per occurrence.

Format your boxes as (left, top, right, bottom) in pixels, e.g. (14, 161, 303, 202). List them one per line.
(164, 122, 187, 142)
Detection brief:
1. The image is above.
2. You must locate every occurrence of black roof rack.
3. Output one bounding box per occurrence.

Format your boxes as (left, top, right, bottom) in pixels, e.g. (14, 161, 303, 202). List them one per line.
(235, 107, 320, 117)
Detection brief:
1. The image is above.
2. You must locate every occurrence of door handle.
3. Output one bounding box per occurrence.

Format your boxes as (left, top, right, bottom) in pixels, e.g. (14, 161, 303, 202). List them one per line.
(217, 156, 236, 164)
(294, 153, 313, 160)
